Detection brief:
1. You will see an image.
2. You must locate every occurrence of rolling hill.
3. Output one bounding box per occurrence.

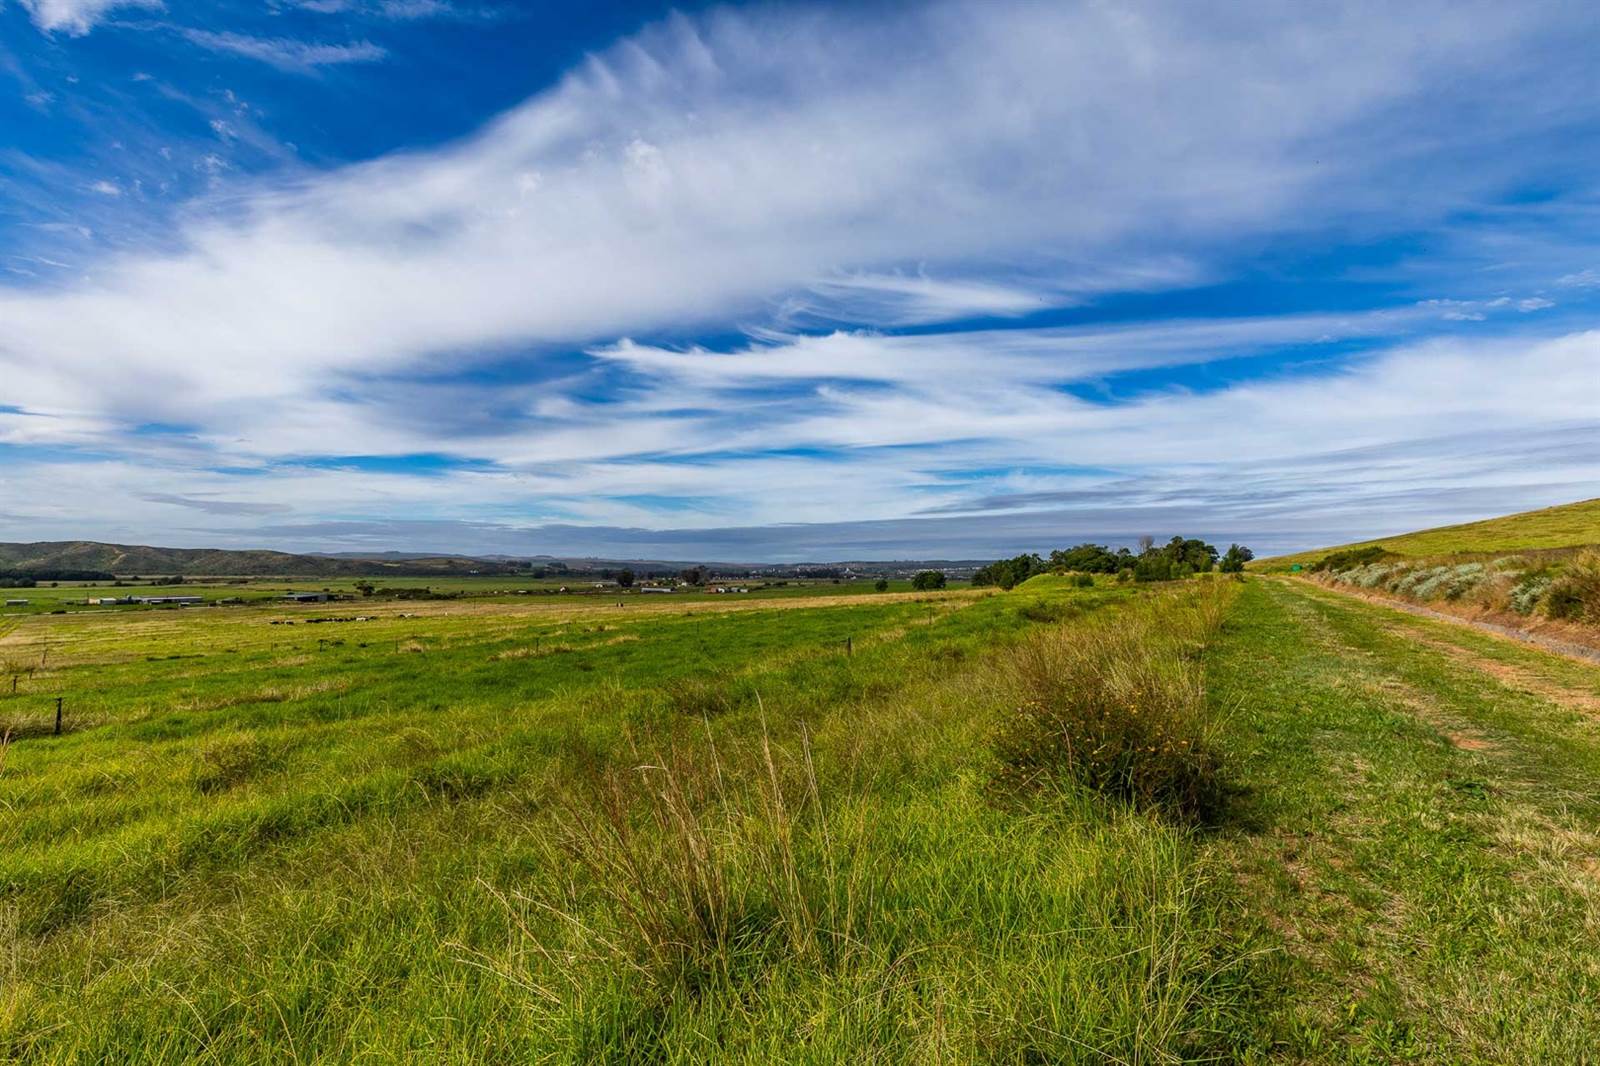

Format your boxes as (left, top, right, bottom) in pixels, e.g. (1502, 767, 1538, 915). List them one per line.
(0, 541, 526, 577)
(1261, 497, 1600, 570)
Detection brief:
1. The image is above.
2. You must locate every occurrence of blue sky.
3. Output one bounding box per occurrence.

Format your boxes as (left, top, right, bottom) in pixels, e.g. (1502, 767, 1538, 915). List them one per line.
(1, 0, 1598, 561)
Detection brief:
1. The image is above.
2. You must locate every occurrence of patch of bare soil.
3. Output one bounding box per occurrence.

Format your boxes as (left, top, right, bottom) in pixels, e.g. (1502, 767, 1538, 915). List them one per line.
(1363, 675, 1501, 753)
(1385, 627, 1600, 717)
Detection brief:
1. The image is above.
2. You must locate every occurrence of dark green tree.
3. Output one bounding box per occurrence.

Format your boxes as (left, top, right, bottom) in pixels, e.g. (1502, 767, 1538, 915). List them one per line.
(1219, 544, 1254, 573)
(971, 553, 1045, 588)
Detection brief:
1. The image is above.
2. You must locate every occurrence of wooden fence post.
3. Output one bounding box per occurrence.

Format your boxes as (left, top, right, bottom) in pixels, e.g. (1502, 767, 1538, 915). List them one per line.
(54, 696, 63, 736)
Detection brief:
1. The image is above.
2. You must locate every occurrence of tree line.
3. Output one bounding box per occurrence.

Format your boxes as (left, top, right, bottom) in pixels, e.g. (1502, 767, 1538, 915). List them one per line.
(0, 569, 118, 587)
(971, 537, 1253, 589)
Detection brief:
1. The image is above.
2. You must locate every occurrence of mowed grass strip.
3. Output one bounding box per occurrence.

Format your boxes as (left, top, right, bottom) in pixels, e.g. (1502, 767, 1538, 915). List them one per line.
(1205, 578, 1600, 1061)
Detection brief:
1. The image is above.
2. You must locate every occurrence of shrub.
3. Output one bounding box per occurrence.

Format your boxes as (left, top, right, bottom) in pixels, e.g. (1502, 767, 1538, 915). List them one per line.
(992, 589, 1230, 823)
(1133, 554, 1174, 583)
(1073, 573, 1094, 588)
(1544, 552, 1600, 623)
(911, 571, 947, 591)
(1312, 545, 1395, 573)
(1510, 572, 1554, 615)
(873, 578, 888, 592)
(1017, 600, 1069, 624)
(1411, 562, 1485, 601)
(1343, 562, 1398, 589)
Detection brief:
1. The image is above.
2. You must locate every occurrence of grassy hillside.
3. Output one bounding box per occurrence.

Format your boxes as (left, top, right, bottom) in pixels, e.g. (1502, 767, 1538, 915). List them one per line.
(0, 540, 525, 577)
(1261, 497, 1600, 570)
(6, 575, 1600, 1060)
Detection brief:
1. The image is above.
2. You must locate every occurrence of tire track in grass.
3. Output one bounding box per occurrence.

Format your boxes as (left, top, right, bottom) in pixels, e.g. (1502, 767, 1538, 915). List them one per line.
(1208, 578, 1600, 1061)
(1292, 575, 1600, 666)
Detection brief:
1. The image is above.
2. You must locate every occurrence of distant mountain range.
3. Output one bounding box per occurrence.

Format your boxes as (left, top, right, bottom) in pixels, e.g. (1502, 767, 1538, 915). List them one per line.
(0, 540, 992, 577)
(0, 541, 526, 577)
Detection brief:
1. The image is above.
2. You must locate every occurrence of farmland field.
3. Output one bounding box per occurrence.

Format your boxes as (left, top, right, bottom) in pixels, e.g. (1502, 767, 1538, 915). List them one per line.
(4, 574, 1600, 1061)
(0, 575, 930, 617)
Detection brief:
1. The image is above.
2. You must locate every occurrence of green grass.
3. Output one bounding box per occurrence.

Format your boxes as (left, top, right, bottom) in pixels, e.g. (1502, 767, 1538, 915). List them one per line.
(1261, 496, 1600, 570)
(0, 574, 939, 617)
(5, 580, 1256, 1061)
(1205, 578, 1600, 1060)
(6, 573, 1600, 1061)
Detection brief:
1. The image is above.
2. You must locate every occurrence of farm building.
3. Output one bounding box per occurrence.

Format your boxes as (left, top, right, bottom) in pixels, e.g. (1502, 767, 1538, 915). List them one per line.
(4, 599, 27, 607)
(88, 596, 135, 605)
(282, 592, 332, 603)
(639, 586, 675, 593)
(135, 596, 203, 605)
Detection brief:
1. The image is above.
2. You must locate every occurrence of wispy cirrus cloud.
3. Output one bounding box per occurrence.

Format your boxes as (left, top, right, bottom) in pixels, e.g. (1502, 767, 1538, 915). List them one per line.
(135, 492, 291, 516)
(179, 29, 387, 71)
(285, 0, 482, 20)
(6, 2, 1586, 414)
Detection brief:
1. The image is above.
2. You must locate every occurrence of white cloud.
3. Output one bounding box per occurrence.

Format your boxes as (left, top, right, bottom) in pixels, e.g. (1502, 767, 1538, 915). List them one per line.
(798, 260, 1206, 326)
(180, 30, 388, 72)
(2, 328, 1596, 555)
(288, 0, 468, 18)
(804, 273, 1057, 323)
(3, 2, 1573, 419)
(18, 0, 160, 35)
(3, 1, 1599, 552)
(376, 0, 451, 18)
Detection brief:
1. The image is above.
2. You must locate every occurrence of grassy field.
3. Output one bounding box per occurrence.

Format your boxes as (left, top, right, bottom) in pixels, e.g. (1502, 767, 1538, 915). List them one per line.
(4, 571, 1600, 1061)
(1261, 497, 1600, 570)
(0, 575, 928, 617)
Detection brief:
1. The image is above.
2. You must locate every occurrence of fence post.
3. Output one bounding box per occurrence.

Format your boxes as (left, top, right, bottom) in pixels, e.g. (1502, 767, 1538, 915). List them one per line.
(54, 696, 63, 736)
(846, 636, 852, 657)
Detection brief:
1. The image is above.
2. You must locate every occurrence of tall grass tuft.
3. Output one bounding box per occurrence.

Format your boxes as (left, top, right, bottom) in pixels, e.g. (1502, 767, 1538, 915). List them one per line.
(192, 731, 277, 793)
(528, 718, 883, 994)
(1543, 550, 1600, 623)
(993, 586, 1231, 823)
